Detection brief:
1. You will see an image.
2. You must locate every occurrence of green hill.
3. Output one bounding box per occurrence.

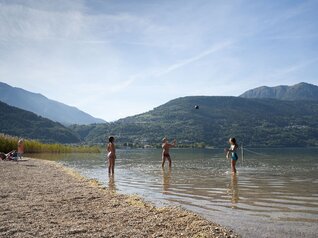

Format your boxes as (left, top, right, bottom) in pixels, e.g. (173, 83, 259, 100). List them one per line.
(0, 101, 81, 143)
(70, 96, 318, 147)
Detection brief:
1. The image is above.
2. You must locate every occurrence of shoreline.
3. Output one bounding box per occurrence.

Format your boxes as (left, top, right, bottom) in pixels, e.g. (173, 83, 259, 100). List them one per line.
(0, 158, 238, 237)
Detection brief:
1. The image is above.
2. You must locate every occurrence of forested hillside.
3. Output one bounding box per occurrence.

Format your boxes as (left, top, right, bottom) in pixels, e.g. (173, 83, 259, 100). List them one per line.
(0, 101, 81, 143)
(0, 82, 105, 125)
(70, 96, 318, 147)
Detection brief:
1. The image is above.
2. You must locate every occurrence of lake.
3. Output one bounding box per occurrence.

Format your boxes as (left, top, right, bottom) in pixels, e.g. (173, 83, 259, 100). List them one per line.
(33, 148, 318, 237)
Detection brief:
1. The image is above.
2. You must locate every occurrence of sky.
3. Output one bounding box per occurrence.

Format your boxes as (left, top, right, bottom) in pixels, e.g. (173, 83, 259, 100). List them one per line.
(0, 0, 317, 121)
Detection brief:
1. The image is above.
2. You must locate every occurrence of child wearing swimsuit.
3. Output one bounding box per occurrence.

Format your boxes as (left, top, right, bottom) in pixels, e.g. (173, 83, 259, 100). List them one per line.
(162, 137, 176, 168)
(107, 136, 116, 175)
(226, 138, 239, 174)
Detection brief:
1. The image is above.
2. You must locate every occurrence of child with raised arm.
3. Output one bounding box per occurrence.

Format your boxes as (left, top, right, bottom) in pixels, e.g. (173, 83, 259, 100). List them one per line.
(162, 137, 176, 168)
(107, 136, 116, 175)
(225, 138, 239, 174)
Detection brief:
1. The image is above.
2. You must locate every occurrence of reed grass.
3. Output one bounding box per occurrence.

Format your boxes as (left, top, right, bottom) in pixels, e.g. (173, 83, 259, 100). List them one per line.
(0, 134, 100, 153)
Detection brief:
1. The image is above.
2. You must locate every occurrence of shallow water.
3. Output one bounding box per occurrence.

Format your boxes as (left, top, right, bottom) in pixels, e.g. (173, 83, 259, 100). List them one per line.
(34, 148, 318, 237)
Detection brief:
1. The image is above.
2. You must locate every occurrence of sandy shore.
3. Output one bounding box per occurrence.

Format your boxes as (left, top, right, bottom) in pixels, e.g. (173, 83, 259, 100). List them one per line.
(0, 158, 239, 238)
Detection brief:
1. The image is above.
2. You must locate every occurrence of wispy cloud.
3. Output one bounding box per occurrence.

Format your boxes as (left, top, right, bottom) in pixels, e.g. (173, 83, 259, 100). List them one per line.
(263, 33, 318, 40)
(1, 0, 317, 121)
(154, 40, 234, 78)
(263, 2, 309, 26)
(269, 57, 318, 80)
(110, 40, 234, 91)
(242, 57, 318, 90)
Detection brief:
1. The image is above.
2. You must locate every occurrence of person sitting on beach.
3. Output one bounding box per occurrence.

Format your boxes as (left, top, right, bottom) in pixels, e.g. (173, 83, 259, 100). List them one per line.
(3, 150, 18, 161)
(225, 138, 239, 174)
(162, 137, 176, 168)
(106, 136, 116, 175)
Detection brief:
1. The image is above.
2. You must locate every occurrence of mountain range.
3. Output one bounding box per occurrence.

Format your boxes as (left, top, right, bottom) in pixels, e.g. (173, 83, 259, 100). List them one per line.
(240, 82, 318, 101)
(0, 82, 105, 125)
(1, 82, 318, 146)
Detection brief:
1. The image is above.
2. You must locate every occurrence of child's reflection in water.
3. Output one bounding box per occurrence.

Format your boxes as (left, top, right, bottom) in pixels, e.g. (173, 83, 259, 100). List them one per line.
(162, 167, 172, 194)
(228, 173, 239, 208)
(108, 174, 116, 192)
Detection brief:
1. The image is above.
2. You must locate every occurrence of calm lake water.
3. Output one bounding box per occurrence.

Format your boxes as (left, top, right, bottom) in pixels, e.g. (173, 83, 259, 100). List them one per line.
(34, 148, 318, 238)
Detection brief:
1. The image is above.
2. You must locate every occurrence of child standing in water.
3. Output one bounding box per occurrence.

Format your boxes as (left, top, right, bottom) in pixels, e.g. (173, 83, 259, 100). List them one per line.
(226, 138, 239, 174)
(107, 136, 116, 175)
(162, 137, 176, 168)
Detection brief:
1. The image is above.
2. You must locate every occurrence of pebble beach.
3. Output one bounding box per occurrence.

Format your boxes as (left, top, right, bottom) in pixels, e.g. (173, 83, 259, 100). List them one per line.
(0, 158, 238, 238)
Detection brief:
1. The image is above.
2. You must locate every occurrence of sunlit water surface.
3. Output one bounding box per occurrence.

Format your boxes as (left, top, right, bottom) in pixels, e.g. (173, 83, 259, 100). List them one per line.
(33, 148, 318, 237)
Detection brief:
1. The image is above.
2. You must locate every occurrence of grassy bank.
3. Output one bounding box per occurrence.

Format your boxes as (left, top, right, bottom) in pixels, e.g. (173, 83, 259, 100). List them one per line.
(0, 134, 100, 153)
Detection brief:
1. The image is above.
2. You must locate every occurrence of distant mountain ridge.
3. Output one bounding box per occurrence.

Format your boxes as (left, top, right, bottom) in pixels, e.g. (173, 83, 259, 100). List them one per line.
(0, 82, 106, 125)
(240, 82, 318, 101)
(2, 81, 318, 146)
(0, 101, 80, 143)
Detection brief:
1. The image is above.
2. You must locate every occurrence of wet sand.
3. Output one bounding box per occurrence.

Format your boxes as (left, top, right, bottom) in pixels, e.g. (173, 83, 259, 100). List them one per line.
(0, 158, 238, 237)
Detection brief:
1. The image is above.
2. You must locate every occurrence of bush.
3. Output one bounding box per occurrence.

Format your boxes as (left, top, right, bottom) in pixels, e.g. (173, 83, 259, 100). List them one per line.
(0, 134, 100, 153)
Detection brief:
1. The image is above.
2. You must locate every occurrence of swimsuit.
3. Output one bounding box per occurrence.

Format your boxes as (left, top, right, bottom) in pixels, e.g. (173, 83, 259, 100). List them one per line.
(107, 151, 115, 160)
(230, 144, 238, 161)
(163, 152, 170, 158)
(231, 152, 238, 161)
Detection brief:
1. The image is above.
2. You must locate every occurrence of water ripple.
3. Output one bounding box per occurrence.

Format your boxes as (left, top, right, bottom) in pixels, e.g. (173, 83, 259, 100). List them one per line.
(51, 148, 318, 238)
